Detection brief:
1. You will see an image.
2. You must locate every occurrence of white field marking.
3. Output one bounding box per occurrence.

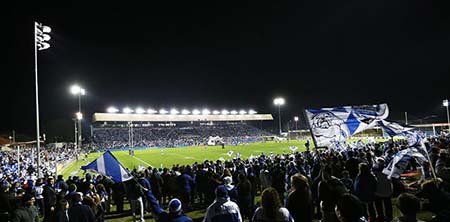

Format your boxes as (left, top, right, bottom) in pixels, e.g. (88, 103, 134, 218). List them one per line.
(184, 157, 195, 159)
(132, 156, 152, 167)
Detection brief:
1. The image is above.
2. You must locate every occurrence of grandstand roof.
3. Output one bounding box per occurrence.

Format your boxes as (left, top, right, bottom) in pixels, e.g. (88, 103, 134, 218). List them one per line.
(92, 113, 274, 123)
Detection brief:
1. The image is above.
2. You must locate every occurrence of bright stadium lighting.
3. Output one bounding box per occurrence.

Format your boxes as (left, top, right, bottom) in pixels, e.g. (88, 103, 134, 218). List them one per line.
(135, 107, 146, 114)
(444, 99, 449, 107)
(202, 109, 211, 115)
(248, 110, 257, 114)
(230, 110, 238, 115)
(273, 97, 285, 135)
(239, 110, 247, 115)
(70, 85, 85, 95)
(273, 97, 285, 105)
(147, 109, 157, 114)
(221, 110, 229, 115)
(76, 112, 83, 120)
(212, 110, 220, 115)
(192, 109, 201, 115)
(181, 109, 191, 115)
(170, 109, 179, 115)
(159, 109, 169, 114)
(123, 107, 134, 114)
(107, 107, 119, 113)
(294, 116, 299, 122)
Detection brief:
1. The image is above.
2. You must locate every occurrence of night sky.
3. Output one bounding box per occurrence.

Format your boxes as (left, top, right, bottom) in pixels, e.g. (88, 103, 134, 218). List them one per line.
(5, 1, 450, 135)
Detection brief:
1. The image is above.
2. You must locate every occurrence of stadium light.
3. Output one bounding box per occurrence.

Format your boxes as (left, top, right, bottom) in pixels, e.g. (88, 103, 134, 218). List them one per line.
(107, 107, 119, 113)
(273, 97, 285, 106)
(34, 22, 52, 177)
(192, 109, 201, 115)
(230, 110, 238, 115)
(181, 109, 191, 115)
(76, 112, 83, 120)
(159, 109, 169, 114)
(123, 107, 134, 114)
(239, 110, 247, 115)
(170, 109, 179, 115)
(248, 109, 257, 115)
(212, 110, 220, 115)
(273, 97, 285, 135)
(202, 109, 211, 115)
(70, 85, 86, 96)
(135, 107, 146, 114)
(294, 116, 299, 131)
(147, 109, 158, 114)
(221, 110, 229, 115)
(294, 116, 299, 121)
(444, 99, 450, 130)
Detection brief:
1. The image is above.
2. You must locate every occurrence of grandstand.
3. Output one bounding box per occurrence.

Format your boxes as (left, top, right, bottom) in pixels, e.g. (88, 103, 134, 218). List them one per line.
(91, 112, 274, 150)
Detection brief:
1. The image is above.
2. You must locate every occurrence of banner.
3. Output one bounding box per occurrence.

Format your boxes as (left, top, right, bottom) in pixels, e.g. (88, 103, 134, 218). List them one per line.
(305, 104, 389, 149)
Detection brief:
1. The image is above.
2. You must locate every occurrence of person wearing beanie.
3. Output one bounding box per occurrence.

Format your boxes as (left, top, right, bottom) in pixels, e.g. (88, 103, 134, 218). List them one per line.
(204, 185, 242, 222)
(156, 198, 193, 222)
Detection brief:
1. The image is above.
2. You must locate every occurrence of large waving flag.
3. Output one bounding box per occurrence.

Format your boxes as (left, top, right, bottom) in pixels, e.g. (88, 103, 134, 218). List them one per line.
(305, 104, 389, 149)
(382, 148, 428, 179)
(81, 151, 133, 183)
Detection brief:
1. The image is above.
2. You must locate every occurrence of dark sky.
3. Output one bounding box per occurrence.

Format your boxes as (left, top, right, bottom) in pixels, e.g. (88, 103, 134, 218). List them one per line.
(4, 1, 450, 135)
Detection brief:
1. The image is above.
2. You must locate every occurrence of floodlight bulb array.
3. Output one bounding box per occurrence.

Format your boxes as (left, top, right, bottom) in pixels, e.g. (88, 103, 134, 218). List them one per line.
(107, 107, 258, 115)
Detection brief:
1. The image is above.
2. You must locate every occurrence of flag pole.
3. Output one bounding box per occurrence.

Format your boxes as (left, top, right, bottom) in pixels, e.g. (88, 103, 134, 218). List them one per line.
(303, 109, 318, 149)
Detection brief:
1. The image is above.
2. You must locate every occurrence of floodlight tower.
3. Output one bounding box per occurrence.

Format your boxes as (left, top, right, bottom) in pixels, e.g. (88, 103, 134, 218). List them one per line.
(71, 85, 85, 160)
(294, 116, 299, 131)
(34, 22, 51, 177)
(444, 99, 450, 130)
(273, 97, 285, 135)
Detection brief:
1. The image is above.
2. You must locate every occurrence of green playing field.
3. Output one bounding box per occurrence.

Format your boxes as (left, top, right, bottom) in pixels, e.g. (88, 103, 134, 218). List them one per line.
(60, 140, 308, 177)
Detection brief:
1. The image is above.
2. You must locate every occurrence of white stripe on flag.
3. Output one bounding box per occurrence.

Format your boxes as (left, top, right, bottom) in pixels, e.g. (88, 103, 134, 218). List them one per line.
(97, 155, 106, 175)
(119, 165, 132, 181)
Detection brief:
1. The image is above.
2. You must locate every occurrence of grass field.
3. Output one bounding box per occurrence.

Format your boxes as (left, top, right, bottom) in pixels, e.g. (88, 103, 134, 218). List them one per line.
(60, 140, 308, 177)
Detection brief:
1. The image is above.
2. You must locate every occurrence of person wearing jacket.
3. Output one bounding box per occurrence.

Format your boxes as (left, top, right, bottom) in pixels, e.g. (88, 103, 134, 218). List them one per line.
(157, 198, 193, 222)
(68, 193, 95, 222)
(223, 176, 238, 203)
(204, 185, 242, 222)
(43, 177, 56, 222)
(372, 158, 393, 222)
(286, 173, 313, 222)
(177, 168, 195, 211)
(353, 163, 377, 221)
(11, 194, 39, 222)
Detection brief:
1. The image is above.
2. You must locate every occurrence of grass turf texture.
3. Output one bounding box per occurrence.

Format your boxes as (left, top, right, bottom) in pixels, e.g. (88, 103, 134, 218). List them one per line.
(61, 140, 308, 176)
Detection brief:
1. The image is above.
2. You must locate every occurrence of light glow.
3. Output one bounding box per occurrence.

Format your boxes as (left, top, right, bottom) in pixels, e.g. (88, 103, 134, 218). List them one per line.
(444, 99, 449, 107)
(170, 109, 180, 115)
(159, 109, 169, 114)
(135, 108, 146, 114)
(212, 110, 220, 115)
(76, 112, 83, 120)
(107, 107, 119, 113)
(294, 116, 299, 121)
(221, 110, 229, 115)
(192, 109, 201, 115)
(230, 110, 238, 115)
(147, 109, 158, 114)
(239, 110, 247, 115)
(273, 97, 285, 105)
(248, 110, 257, 114)
(202, 109, 211, 115)
(123, 107, 134, 114)
(181, 109, 191, 115)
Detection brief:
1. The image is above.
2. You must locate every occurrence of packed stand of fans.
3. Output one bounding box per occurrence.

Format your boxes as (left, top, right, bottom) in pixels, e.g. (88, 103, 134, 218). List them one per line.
(0, 133, 449, 222)
(92, 124, 272, 150)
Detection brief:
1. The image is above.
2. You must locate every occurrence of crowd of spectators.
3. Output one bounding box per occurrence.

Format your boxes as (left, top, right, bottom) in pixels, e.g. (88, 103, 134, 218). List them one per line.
(0, 132, 449, 222)
(92, 124, 272, 150)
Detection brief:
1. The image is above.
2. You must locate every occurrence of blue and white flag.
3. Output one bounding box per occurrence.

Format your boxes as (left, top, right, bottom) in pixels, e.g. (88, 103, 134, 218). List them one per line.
(382, 148, 427, 179)
(81, 151, 133, 183)
(227, 150, 234, 157)
(305, 104, 389, 149)
(378, 120, 414, 137)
